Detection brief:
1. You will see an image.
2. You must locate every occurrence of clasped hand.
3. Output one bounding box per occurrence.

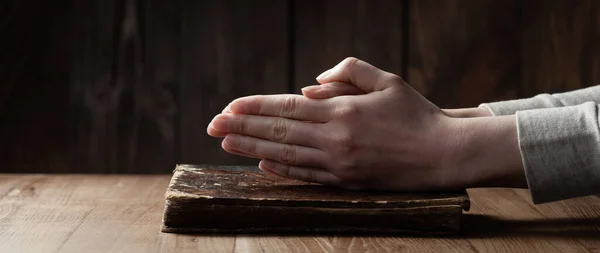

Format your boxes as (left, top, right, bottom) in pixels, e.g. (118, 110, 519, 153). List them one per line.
(208, 57, 526, 190)
(208, 57, 468, 190)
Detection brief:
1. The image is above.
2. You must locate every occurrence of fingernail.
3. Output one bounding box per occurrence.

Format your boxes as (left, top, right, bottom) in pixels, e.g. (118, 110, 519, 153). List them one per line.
(316, 69, 332, 82)
(260, 160, 282, 176)
(224, 134, 240, 148)
(301, 86, 319, 93)
(212, 114, 232, 131)
(215, 113, 232, 121)
(260, 159, 275, 169)
(259, 160, 281, 176)
(229, 98, 247, 114)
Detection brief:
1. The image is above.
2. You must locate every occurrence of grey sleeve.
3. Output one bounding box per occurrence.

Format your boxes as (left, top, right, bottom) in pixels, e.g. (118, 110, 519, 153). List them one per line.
(479, 85, 600, 116)
(517, 102, 600, 203)
(479, 85, 600, 204)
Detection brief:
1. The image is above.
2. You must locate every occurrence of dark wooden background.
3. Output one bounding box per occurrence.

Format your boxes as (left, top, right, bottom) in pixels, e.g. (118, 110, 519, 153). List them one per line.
(1, 0, 599, 173)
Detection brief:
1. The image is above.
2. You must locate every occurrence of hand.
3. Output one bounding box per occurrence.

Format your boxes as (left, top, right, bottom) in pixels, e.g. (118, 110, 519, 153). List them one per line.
(208, 57, 526, 190)
(300, 71, 493, 118)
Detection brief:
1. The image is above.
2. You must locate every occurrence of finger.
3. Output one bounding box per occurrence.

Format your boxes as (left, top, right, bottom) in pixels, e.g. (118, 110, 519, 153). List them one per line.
(256, 162, 281, 176)
(259, 159, 341, 185)
(300, 85, 321, 97)
(301, 82, 365, 99)
(315, 57, 398, 92)
(229, 94, 332, 122)
(222, 103, 232, 113)
(207, 126, 258, 159)
(211, 113, 322, 147)
(207, 121, 228, 137)
(223, 144, 261, 159)
(222, 134, 327, 167)
(207, 103, 236, 137)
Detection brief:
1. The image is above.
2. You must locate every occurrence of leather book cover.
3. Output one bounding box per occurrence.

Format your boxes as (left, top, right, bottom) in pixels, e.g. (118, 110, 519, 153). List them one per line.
(162, 164, 470, 234)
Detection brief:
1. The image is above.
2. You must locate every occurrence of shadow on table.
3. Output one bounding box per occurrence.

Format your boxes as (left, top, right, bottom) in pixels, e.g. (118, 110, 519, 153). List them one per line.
(460, 214, 600, 239)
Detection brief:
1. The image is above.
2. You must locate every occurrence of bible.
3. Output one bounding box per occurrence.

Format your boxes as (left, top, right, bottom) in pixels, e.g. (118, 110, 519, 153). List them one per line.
(162, 164, 470, 234)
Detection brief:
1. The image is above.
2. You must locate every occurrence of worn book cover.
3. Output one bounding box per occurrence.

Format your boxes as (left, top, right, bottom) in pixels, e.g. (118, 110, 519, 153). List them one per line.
(162, 164, 470, 234)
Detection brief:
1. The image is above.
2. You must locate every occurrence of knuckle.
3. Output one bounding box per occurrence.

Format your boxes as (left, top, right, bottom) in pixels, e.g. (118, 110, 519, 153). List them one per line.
(333, 158, 361, 181)
(251, 95, 264, 114)
(279, 145, 297, 164)
(387, 73, 403, 83)
(327, 132, 362, 181)
(334, 103, 360, 120)
(323, 126, 356, 155)
(342, 57, 360, 68)
(385, 73, 405, 86)
(237, 116, 248, 134)
(338, 57, 361, 74)
(336, 144, 359, 163)
(335, 131, 355, 150)
(280, 96, 299, 117)
(271, 118, 288, 142)
(278, 163, 291, 176)
(305, 170, 317, 182)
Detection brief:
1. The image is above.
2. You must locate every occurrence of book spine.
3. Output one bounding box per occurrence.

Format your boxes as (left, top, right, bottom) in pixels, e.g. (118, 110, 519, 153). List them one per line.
(162, 201, 463, 234)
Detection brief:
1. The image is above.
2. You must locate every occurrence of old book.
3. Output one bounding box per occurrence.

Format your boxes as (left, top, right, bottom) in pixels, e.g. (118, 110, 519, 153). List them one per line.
(162, 164, 470, 234)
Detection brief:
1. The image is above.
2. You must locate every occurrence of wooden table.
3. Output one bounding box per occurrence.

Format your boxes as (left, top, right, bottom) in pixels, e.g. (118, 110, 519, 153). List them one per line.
(1, 175, 599, 253)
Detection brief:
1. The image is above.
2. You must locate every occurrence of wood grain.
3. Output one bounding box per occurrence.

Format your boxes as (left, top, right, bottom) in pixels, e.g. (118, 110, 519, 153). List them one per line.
(1, 175, 599, 253)
(293, 0, 404, 92)
(179, 0, 289, 167)
(520, 0, 600, 97)
(408, 0, 521, 108)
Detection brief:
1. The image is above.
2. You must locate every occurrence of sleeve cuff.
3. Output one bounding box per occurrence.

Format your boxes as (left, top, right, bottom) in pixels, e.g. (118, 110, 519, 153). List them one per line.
(516, 102, 600, 204)
(479, 94, 565, 116)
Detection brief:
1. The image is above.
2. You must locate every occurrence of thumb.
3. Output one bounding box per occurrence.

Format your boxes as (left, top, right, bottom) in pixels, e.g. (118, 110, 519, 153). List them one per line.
(315, 57, 396, 92)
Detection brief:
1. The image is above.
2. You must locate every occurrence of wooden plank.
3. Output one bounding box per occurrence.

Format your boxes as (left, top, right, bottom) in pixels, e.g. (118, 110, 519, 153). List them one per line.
(57, 176, 170, 253)
(0, 175, 93, 252)
(179, 0, 289, 167)
(408, 0, 521, 108)
(510, 189, 600, 251)
(157, 235, 235, 253)
(70, 0, 178, 173)
(294, 0, 404, 92)
(520, 0, 600, 96)
(0, 0, 71, 172)
(463, 189, 598, 252)
(1, 175, 599, 253)
(0, 175, 171, 253)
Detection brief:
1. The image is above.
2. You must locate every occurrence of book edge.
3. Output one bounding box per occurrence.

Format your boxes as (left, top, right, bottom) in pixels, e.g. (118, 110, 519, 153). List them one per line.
(168, 165, 470, 210)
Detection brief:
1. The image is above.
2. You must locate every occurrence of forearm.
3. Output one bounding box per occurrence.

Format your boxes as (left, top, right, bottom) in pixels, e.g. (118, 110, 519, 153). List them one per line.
(444, 102, 600, 204)
(442, 115, 526, 189)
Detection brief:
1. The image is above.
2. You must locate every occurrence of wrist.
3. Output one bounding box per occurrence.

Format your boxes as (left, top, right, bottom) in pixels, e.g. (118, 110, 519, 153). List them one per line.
(439, 115, 526, 189)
